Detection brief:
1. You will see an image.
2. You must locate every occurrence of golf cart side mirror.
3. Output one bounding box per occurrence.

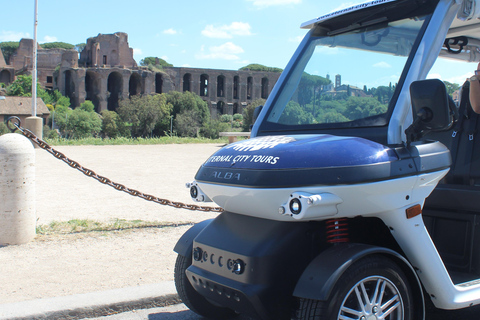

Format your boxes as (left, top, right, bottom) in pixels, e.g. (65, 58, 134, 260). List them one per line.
(252, 105, 263, 125)
(405, 79, 456, 144)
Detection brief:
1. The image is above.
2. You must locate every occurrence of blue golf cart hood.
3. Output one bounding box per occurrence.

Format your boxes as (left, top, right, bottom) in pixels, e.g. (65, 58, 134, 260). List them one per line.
(195, 134, 451, 188)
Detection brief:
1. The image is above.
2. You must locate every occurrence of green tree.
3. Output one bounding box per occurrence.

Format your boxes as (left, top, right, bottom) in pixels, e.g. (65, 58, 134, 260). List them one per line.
(297, 73, 331, 108)
(79, 100, 95, 112)
(118, 94, 172, 137)
(444, 81, 460, 96)
(175, 109, 202, 137)
(6, 75, 36, 96)
(0, 42, 19, 64)
(66, 107, 102, 138)
(0, 122, 9, 136)
(40, 42, 74, 50)
(42, 90, 70, 108)
(278, 101, 315, 125)
(50, 104, 71, 134)
(219, 114, 233, 123)
(165, 91, 210, 127)
(239, 64, 283, 73)
(242, 98, 265, 131)
(5, 74, 59, 107)
(200, 119, 231, 139)
(344, 96, 387, 120)
(101, 110, 128, 138)
(140, 57, 173, 68)
(75, 43, 86, 52)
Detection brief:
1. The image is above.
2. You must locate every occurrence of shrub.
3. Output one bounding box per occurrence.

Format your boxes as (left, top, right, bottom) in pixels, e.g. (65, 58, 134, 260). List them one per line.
(0, 122, 9, 136)
(219, 114, 233, 123)
(101, 110, 129, 138)
(233, 113, 243, 122)
(175, 109, 202, 137)
(200, 119, 231, 139)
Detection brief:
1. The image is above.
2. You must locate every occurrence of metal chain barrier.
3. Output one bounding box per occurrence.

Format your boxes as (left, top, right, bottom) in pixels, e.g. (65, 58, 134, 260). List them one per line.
(6, 116, 224, 213)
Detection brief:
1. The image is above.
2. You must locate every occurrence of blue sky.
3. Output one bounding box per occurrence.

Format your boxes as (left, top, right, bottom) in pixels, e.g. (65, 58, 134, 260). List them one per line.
(1, 0, 476, 87)
(1, 0, 351, 71)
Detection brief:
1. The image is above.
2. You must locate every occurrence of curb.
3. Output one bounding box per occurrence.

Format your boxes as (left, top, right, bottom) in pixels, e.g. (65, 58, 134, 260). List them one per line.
(0, 282, 180, 320)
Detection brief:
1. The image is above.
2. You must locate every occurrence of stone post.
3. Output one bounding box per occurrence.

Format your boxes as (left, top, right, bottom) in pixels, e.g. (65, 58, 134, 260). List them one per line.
(25, 116, 43, 148)
(0, 133, 36, 245)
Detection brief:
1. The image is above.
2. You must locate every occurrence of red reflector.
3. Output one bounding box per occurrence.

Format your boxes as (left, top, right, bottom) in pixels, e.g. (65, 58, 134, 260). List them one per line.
(406, 204, 422, 219)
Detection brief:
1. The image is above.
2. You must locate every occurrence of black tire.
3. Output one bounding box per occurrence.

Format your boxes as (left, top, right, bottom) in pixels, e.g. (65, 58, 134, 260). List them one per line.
(294, 255, 414, 320)
(174, 253, 238, 319)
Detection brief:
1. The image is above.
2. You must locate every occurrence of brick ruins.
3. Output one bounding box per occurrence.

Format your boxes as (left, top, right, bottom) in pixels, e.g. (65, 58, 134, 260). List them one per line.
(0, 32, 281, 117)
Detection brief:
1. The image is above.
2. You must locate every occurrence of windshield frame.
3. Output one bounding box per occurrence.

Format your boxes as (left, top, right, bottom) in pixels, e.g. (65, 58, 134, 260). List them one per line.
(252, 0, 438, 145)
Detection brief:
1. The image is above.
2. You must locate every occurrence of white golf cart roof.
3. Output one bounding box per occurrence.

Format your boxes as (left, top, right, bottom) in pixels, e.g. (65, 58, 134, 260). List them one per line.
(301, 0, 397, 29)
(302, 0, 480, 63)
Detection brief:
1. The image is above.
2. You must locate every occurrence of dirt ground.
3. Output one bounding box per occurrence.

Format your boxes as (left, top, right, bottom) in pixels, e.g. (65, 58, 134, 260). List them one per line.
(0, 143, 224, 304)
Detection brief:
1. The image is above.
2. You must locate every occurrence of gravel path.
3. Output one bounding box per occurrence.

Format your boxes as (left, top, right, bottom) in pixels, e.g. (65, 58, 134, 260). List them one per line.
(0, 143, 223, 304)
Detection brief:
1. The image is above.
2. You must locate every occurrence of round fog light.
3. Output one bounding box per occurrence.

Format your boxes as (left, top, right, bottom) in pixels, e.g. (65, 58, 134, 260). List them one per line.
(232, 259, 245, 275)
(193, 247, 203, 261)
(190, 186, 198, 199)
(289, 198, 302, 215)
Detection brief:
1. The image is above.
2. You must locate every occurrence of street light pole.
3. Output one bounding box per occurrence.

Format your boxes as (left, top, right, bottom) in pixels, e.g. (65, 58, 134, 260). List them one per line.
(32, 0, 38, 117)
(25, 0, 43, 146)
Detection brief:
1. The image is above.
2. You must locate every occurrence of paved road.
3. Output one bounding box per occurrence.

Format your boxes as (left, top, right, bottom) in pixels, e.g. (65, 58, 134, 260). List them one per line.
(88, 304, 253, 320)
(87, 303, 480, 320)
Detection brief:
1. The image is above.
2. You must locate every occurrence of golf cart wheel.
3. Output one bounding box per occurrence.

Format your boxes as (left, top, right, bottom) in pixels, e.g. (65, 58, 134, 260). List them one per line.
(294, 255, 414, 320)
(174, 253, 238, 319)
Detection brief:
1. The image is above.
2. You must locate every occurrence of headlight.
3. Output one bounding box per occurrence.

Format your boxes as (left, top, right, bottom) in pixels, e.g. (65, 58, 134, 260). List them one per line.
(186, 181, 212, 202)
(280, 192, 343, 220)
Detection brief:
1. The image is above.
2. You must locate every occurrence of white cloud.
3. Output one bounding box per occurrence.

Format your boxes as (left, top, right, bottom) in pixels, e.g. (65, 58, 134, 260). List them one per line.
(428, 72, 471, 85)
(202, 22, 252, 39)
(196, 42, 245, 60)
(246, 0, 301, 8)
(289, 35, 304, 43)
(160, 55, 169, 61)
(133, 48, 143, 55)
(0, 31, 31, 41)
(373, 61, 391, 68)
(163, 28, 178, 35)
(43, 35, 58, 42)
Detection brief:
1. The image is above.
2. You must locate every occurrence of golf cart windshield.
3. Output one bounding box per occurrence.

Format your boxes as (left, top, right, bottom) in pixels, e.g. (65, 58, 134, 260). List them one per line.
(262, 11, 432, 132)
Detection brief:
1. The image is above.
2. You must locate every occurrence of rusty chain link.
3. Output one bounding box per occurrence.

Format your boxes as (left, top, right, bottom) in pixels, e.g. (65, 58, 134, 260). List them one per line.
(7, 116, 224, 213)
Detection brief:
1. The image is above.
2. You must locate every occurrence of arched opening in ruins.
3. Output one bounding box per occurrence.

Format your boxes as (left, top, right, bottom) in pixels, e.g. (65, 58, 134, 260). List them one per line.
(85, 71, 101, 112)
(247, 77, 253, 100)
(107, 71, 123, 111)
(261, 77, 269, 99)
(0, 70, 12, 86)
(64, 70, 76, 106)
(200, 74, 208, 97)
(155, 73, 163, 94)
(129, 73, 142, 97)
(233, 103, 239, 115)
(217, 75, 225, 98)
(233, 76, 239, 99)
(216, 101, 225, 117)
(183, 73, 191, 92)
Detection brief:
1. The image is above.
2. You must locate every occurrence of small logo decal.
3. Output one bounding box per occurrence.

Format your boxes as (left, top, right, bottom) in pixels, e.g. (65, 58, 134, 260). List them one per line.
(226, 136, 295, 152)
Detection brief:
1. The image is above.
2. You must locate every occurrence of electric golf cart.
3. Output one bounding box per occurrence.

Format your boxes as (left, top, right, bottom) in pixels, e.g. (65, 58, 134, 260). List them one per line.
(174, 0, 480, 319)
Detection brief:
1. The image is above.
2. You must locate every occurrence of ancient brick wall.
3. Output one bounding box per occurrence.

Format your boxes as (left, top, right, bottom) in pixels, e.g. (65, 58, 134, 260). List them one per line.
(5, 32, 281, 118)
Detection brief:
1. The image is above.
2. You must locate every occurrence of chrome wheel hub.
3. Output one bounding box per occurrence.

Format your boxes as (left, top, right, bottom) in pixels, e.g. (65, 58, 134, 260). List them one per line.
(338, 276, 404, 320)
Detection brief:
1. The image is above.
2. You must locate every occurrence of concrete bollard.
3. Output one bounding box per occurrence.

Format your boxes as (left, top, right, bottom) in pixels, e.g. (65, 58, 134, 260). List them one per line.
(0, 133, 36, 245)
(25, 116, 43, 148)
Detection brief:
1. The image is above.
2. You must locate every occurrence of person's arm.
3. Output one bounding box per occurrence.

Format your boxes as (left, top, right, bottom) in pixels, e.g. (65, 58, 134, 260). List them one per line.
(469, 62, 480, 114)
